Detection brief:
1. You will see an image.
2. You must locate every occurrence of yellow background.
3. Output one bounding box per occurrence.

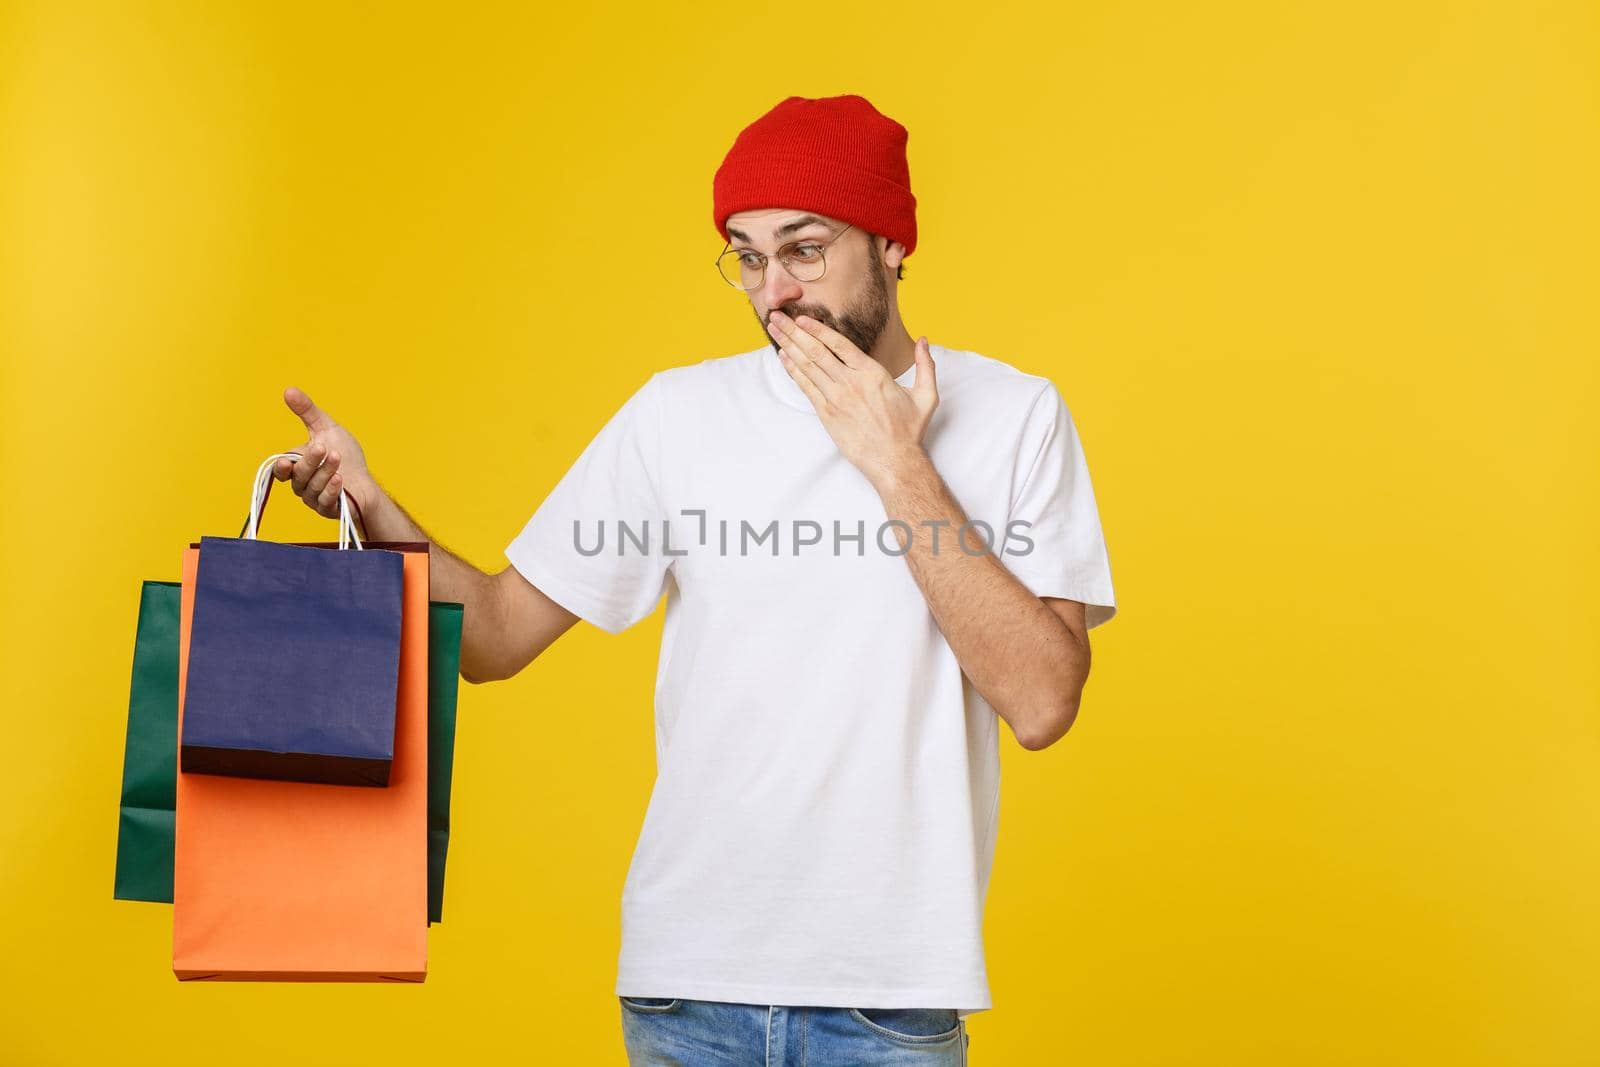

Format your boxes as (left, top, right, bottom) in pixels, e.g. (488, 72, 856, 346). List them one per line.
(2, 1, 1595, 1063)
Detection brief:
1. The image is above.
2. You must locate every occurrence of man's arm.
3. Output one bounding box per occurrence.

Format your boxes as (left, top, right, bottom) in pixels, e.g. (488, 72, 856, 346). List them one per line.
(354, 490, 580, 685)
(763, 313, 1092, 751)
(871, 449, 1090, 750)
(272, 386, 578, 686)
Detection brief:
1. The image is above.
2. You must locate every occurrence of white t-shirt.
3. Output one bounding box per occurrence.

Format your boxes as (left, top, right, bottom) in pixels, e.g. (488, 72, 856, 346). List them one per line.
(505, 342, 1117, 1018)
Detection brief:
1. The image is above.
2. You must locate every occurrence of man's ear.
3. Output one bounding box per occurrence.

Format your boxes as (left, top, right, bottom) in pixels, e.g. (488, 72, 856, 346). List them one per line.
(881, 235, 907, 272)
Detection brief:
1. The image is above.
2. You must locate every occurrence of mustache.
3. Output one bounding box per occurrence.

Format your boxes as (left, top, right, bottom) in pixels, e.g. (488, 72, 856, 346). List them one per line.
(770, 307, 834, 325)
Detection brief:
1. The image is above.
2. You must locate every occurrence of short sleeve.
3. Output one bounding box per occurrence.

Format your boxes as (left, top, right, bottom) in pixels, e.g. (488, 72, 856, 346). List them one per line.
(998, 381, 1118, 629)
(504, 374, 672, 634)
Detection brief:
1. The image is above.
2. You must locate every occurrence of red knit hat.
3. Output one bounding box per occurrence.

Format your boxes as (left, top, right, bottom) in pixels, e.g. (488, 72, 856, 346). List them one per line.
(713, 94, 918, 258)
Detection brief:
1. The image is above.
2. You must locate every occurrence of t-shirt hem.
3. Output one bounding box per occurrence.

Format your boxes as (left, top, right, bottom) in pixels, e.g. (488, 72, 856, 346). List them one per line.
(616, 974, 993, 1018)
(1011, 577, 1117, 628)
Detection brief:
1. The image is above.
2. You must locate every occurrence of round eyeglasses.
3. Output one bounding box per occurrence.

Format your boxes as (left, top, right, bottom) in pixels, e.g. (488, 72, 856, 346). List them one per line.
(715, 222, 855, 290)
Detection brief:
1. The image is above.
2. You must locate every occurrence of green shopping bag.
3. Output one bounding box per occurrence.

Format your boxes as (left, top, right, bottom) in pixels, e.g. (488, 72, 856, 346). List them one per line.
(426, 600, 463, 924)
(113, 582, 465, 924)
(113, 581, 181, 903)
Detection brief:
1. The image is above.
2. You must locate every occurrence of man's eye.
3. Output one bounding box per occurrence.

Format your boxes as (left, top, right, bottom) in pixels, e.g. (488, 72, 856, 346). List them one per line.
(787, 244, 824, 262)
(736, 252, 765, 268)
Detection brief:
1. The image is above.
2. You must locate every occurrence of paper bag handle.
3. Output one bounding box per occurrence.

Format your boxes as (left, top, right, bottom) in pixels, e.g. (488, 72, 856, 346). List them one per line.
(239, 452, 365, 550)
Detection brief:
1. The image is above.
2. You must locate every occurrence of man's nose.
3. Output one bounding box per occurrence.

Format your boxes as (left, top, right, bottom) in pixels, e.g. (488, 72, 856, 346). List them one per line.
(759, 262, 804, 315)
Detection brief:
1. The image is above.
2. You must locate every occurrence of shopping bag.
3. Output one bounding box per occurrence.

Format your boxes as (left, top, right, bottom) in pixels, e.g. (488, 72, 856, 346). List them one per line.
(172, 539, 430, 981)
(180, 454, 404, 787)
(113, 581, 181, 904)
(427, 601, 463, 925)
(112, 580, 464, 925)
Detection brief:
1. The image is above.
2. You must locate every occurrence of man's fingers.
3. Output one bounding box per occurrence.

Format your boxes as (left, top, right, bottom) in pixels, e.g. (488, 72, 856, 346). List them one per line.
(302, 450, 341, 503)
(792, 314, 868, 372)
(283, 387, 333, 432)
(769, 313, 840, 380)
(778, 348, 830, 412)
(274, 448, 308, 482)
(314, 472, 344, 516)
(290, 444, 325, 494)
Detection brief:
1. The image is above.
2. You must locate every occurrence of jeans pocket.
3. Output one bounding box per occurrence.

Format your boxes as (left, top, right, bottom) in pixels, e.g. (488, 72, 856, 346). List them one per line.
(847, 1007, 962, 1044)
(619, 995, 683, 1015)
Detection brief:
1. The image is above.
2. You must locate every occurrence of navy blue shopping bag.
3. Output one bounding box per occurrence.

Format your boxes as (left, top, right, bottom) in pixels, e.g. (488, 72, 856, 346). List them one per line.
(178, 453, 406, 787)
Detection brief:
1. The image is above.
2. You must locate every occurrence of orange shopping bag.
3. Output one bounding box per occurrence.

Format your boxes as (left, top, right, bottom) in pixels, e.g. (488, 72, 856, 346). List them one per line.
(172, 540, 430, 981)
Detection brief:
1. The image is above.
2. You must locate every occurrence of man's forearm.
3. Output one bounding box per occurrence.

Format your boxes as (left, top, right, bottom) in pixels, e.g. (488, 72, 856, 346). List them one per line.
(355, 484, 503, 681)
(869, 448, 1086, 747)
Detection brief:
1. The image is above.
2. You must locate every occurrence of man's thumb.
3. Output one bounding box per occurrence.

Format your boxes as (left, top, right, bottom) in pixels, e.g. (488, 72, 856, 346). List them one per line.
(283, 386, 332, 431)
(912, 337, 937, 405)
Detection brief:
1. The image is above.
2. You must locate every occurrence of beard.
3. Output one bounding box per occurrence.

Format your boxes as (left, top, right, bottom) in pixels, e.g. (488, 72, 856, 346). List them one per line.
(756, 254, 891, 363)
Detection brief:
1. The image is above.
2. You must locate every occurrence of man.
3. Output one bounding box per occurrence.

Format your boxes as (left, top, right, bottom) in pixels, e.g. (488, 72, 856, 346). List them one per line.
(272, 93, 1117, 1066)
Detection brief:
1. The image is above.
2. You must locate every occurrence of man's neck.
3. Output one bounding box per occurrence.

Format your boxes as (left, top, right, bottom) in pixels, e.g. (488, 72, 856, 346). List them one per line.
(872, 321, 918, 379)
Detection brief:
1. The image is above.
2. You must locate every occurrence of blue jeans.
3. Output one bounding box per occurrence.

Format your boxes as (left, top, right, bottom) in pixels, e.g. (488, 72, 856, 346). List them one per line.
(619, 996, 970, 1065)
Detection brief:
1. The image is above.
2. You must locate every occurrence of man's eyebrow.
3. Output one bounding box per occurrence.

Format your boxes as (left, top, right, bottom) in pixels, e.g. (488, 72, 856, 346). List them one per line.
(726, 214, 833, 246)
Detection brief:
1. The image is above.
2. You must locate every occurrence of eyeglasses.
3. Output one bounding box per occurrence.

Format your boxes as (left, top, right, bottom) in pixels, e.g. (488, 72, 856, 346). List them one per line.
(715, 222, 855, 291)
